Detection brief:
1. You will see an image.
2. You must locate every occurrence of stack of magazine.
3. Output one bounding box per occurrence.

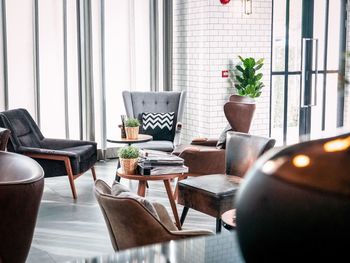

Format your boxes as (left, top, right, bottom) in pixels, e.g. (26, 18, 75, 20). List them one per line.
(138, 150, 188, 176)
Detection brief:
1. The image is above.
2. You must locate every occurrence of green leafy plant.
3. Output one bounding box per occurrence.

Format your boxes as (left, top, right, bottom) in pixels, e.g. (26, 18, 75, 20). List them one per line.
(230, 56, 264, 98)
(125, 118, 140, 127)
(118, 146, 139, 159)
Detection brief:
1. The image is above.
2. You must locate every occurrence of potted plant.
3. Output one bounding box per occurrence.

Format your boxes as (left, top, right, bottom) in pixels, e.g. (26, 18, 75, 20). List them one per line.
(225, 56, 264, 132)
(230, 56, 264, 99)
(124, 118, 140, 139)
(118, 146, 139, 174)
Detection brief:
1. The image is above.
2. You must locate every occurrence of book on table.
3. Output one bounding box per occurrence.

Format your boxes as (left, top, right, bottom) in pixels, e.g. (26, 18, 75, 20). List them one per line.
(139, 149, 184, 166)
(138, 149, 187, 175)
(138, 163, 188, 176)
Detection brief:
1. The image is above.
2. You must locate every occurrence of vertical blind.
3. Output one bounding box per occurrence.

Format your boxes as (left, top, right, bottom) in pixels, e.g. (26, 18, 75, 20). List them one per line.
(0, 0, 171, 151)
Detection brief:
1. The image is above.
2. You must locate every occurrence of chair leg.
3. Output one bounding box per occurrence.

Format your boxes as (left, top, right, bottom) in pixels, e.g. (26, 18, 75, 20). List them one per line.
(180, 206, 189, 226)
(91, 166, 97, 181)
(216, 218, 222, 233)
(63, 157, 77, 199)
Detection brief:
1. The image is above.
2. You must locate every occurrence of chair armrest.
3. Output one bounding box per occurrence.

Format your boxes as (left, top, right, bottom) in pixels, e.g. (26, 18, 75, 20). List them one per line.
(175, 122, 182, 133)
(40, 138, 97, 150)
(178, 148, 226, 175)
(191, 138, 218, 147)
(174, 122, 183, 146)
(170, 229, 214, 237)
(18, 146, 79, 158)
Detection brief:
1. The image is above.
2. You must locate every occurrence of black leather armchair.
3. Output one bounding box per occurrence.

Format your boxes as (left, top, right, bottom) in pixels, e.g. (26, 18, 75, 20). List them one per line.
(0, 108, 97, 199)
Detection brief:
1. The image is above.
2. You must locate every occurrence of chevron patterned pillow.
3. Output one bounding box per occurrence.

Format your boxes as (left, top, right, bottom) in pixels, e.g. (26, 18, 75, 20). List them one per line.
(141, 112, 175, 141)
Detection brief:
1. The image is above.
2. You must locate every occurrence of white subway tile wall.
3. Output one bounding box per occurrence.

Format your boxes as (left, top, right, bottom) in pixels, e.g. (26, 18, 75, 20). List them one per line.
(174, 0, 350, 144)
(173, 0, 272, 143)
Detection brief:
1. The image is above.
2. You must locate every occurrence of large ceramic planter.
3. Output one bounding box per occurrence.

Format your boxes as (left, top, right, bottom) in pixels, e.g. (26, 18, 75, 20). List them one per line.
(125, 126, 139, 140)
(224, 95, 256, 133)
(120, 158, 138, 175)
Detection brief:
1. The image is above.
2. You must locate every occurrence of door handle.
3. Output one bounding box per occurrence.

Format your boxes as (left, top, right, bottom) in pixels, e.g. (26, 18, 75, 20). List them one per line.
(300, 38, 318, 107)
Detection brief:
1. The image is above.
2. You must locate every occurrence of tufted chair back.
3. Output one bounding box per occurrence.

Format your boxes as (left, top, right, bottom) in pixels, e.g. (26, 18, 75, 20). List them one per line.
(122, 91, 186, 142)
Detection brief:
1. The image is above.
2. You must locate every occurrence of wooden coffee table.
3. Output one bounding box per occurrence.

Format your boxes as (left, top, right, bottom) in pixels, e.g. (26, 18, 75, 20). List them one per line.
(117, 168, 183, 230)
(107, 134, 153, 145)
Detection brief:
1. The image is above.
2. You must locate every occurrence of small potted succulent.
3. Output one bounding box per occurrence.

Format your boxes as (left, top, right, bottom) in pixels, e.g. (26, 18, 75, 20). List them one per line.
(124, 118, 140, 139)
(118, 146, 139, 174)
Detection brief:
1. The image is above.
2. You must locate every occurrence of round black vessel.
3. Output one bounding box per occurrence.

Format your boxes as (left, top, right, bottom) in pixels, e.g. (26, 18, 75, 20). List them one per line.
(235, 133, 350, 262)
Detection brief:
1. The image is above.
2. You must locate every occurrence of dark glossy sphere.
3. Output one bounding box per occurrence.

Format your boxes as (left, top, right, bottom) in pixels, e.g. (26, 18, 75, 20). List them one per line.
(235, 134, 350, 262)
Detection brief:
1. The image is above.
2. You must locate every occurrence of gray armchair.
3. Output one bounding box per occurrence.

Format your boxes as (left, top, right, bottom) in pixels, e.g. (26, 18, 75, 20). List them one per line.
(122, 91, 186, 152)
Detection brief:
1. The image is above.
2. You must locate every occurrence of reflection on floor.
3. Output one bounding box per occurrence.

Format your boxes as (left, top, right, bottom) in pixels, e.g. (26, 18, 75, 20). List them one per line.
(27, 159, 217, 263)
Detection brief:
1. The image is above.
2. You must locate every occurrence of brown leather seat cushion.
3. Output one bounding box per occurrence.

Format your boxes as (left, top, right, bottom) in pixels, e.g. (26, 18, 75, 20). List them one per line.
(178, 174, 241, 217)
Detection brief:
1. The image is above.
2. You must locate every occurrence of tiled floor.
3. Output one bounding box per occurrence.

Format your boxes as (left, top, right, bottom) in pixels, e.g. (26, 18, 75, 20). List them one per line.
(27, 159, 217, 262)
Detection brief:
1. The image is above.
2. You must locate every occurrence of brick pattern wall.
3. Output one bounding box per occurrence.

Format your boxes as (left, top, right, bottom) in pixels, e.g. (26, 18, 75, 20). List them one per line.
(174, 0, 272, 143)
(173, 0, 210, 143)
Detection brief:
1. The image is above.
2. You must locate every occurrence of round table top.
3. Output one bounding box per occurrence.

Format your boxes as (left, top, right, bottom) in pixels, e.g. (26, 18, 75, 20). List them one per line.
(107, 134, 153, 144)
(221, 209, 236, 230)
(117, 168, 182, 181)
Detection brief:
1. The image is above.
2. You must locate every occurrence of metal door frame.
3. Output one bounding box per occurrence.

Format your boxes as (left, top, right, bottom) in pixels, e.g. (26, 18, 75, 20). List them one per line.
(270, 0, 347, 143)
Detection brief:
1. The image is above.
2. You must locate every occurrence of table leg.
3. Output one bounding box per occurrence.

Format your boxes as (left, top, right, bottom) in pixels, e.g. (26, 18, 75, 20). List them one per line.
(173, 179, 179, 201)
(174, 174, 187, 201)
(115, 172, 121, 182)
(137, 181, 147, 197)
(163, 179, 181, 230)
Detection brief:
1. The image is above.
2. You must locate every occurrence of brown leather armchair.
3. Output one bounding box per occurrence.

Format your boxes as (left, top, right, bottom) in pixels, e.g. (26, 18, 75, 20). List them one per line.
(0, 151, 44, 263)
(173, 95, 257, 176)
(94, 179, 213, 251)
(174, 143, 226, 175)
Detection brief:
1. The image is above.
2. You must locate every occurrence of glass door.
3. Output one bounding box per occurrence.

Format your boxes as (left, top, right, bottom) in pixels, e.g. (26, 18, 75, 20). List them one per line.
(270, 0, 347, 145)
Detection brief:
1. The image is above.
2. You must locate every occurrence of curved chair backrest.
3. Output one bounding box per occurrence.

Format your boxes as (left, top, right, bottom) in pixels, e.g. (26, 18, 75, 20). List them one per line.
(225, 131, 276, 177)
(0, 151, 44, 263)
(94, 180, 173, 251)
(0, 128, 10, 151)
(0, 108, 44, 152)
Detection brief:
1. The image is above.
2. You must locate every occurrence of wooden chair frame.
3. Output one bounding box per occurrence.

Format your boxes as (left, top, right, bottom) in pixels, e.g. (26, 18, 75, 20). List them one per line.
(25, 153, 96, 199)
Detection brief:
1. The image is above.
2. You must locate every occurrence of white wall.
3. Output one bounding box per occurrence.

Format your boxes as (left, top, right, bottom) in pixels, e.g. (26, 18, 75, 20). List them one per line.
(173, 0, 272, 143)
